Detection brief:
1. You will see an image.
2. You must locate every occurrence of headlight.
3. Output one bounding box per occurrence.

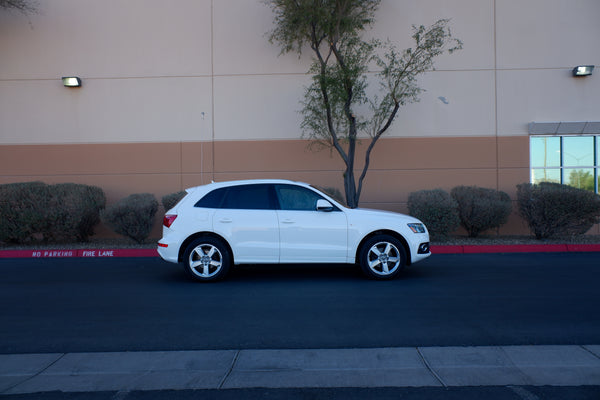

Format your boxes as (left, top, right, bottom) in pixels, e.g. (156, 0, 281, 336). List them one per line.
(407, 223, 426, 233)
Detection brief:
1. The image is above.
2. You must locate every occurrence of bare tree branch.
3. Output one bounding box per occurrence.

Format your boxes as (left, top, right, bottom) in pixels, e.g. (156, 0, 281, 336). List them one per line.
(266, 0, 461, 207)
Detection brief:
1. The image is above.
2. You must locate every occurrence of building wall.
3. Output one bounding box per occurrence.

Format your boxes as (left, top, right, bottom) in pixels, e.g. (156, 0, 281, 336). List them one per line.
(1, 0, 599, 236)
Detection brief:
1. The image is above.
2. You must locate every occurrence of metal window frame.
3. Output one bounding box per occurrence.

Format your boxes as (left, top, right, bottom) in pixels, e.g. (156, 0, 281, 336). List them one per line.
(530, 134, 599, 193)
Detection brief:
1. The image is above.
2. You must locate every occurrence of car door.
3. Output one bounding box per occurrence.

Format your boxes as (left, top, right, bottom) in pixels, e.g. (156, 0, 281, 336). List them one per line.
(211, 184, 279, 264)
(275, 184, 348, 263)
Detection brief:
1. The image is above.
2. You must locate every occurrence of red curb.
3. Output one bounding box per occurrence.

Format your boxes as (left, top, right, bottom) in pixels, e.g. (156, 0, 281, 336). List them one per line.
(0, 249, 76, 258)
(566, 244, 600, 252)
(1, 245, 599, 259)
(430, 245, 464, 254)
(77, 249, 158, 258)
(462, 244, 569, 254)
(0, 248, 158, 259)
(431, 243, 599, 254)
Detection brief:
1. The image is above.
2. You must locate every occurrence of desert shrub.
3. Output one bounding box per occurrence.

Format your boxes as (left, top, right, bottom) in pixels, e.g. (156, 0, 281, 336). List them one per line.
(44, 183, 106, 242)
(517, 182, 600, 239)
(102, 193, 159, 244)
(0, 182, 106, 243)
(450, 186, 512, 237)
(0, 181, 50, 243)
(407, 189, 459, 240)
(161, 191, 186, 210)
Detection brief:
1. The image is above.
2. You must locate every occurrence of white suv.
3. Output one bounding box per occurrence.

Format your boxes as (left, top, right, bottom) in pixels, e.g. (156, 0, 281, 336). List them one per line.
(158, 179, 430, 281)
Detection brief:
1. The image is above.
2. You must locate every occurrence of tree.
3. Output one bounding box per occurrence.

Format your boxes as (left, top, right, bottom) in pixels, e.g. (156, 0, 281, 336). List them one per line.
(266, 0, 462, 207)
(567, 169, 594, 192)
(0, 0, 36, 16)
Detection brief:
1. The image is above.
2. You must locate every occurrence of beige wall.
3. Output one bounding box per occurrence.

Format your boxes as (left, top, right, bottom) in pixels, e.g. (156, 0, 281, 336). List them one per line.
(1, 0, 599, 237)
(2, 0, 599, 145)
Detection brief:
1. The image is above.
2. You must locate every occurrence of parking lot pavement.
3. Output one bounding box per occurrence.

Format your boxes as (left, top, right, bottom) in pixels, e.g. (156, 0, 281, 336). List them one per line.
(2, 345, 599, 394)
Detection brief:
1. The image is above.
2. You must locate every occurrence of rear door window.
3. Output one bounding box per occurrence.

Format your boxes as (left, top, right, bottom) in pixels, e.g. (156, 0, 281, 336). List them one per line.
(221, 184, 274, 209)
(196, 184, 275, 210)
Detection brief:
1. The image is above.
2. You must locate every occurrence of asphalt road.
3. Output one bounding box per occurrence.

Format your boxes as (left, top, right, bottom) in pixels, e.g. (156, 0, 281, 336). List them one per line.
(1, 253, 599, 354)
(2, 386, 600, 400)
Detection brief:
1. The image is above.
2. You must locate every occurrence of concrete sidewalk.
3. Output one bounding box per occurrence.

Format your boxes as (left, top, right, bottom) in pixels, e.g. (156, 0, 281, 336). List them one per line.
(1, 345, 599, 394)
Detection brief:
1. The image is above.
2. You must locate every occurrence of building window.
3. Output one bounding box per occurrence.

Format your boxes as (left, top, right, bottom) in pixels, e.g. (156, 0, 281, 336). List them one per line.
(530, 135, 598, 193)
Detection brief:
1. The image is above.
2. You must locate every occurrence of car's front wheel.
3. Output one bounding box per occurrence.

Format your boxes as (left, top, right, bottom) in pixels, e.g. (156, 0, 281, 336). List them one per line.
(359, 235, 406, 280)
(183, 237, 231, 282)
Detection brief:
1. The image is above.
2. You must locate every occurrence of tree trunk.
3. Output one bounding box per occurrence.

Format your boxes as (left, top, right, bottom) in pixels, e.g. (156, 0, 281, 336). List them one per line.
(344, 137, 358, 208)
(344, 167, 357, 208)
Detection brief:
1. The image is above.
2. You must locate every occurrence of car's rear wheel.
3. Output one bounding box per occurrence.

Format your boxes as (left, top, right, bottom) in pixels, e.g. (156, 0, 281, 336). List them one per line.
(359, 235, 406, 280)
(183, 237, 231, 282)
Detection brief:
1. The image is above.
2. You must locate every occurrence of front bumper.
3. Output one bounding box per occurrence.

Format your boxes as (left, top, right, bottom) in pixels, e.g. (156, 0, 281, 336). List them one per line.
(418, 242, 430, 254)
(408, 233, 431, 264)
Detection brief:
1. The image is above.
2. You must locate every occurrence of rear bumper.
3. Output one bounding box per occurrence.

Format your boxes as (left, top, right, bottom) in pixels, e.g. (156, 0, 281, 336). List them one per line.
(157, 240, 179, 263)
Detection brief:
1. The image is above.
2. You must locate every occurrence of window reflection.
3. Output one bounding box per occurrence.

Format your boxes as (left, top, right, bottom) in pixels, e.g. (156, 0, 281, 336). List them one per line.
(564, 168, 595, 191)
(530, 135, 598, 193)
(531, 137, 560, 167)
(276, 185, 321, 211)
(562, 137, 594, 167)
(531, 169, 560, 185)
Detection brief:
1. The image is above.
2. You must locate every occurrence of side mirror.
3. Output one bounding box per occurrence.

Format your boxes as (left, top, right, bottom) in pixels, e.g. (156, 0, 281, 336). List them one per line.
(316, 199, 334, 212)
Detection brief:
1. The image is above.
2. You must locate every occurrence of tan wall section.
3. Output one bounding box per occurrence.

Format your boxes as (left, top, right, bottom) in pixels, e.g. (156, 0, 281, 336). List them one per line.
(0, 136, 559, 238)
(3, 0, 599, 146)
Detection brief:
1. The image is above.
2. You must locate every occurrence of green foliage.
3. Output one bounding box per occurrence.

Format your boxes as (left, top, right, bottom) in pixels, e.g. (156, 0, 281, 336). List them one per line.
(0, 0, 37, 14)
(102, 193, 159, 244)
(44, 183, 106, 242)
(517, 182, 600, 239)
(266, 0, 380, 56)
(451, 186, 512, 238)
(567, 169, 595, 192)
(0, 181, 105, 243)
(0, 181, 49, 243)
(407, 189, 459, 240)
(266, 0, 462, 208)
(161, 191, 187, 211)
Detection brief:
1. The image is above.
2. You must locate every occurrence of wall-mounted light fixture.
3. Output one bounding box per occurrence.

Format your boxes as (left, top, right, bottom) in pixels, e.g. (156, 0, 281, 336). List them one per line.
(572, 65, 594, 77)
(62, 76, 82, 87)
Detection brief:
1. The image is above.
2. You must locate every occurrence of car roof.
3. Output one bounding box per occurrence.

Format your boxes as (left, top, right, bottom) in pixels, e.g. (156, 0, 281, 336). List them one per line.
(186, 179, 310, 192)
(182, 179, 348, 209)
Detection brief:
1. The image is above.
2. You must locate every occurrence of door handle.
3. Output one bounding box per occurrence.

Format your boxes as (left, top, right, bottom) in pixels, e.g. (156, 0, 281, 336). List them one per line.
(281, 219, 295, 224)
(219, 218, 233, 223)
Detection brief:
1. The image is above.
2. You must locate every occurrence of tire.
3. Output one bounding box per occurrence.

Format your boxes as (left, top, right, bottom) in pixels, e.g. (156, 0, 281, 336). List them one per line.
(358, 234, 406, 280)
(183, 237, 231, 282)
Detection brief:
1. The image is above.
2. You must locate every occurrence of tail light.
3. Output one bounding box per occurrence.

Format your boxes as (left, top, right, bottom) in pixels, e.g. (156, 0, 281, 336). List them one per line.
(163, 214, 177, 228)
